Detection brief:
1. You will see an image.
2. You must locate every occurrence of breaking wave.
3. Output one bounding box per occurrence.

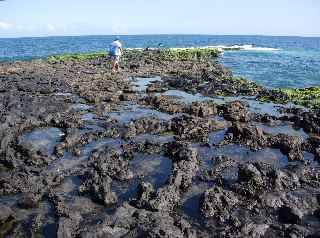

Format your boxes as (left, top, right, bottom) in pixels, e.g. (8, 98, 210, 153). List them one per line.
(128, 45, 280, 53)
(204, 44, 280, 52)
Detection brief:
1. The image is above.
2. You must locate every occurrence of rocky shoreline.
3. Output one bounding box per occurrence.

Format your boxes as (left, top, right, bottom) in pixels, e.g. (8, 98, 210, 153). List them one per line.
(0, 49, 320, 237)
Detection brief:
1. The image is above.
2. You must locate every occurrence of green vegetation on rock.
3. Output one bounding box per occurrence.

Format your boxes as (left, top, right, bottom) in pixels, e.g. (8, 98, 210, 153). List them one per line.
(158, 48, 220, 61)
(0, 216, 16, 238)
(48, 48, 219, 63)
(213, 76, 263, 96)
(48, 51, 107, 62)
(259, 87, 320, 109)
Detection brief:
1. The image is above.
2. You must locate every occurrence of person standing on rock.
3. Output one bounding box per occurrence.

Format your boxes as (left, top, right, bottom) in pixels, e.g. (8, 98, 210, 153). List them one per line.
(109, 38, 123, 73)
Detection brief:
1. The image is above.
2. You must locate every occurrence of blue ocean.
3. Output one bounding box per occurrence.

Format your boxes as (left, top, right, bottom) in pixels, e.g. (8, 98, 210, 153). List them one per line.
(0, 35, 319, 88)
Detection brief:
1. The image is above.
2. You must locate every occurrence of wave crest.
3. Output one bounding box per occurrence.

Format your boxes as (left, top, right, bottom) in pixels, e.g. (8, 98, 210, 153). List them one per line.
(128, 45, 280, 52)
(205, 44, 280, 51)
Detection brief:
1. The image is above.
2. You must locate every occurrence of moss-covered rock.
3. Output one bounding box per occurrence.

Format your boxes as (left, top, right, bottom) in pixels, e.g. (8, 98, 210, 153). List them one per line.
(0, 205, 16, 238)
(48, 51, 107, 62)
(258, 87, 320, 109)
(158, 48, 219, 61)
(47, 48, 219, 63)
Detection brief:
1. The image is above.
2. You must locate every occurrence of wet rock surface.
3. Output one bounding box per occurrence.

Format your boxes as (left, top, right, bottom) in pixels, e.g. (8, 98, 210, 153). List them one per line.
(1, 51, 320, 237)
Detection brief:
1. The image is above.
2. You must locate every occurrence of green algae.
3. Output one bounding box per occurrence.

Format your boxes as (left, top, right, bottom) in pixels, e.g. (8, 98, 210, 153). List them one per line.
(123, 151, 134, 161)
(158, 48, 219, 61)
(48, 51, 107, 62)
(213, 76, 263, 96)
(159, 131, 175, 136)
(48, 48, 219, 63)
(259, 87, 320, 109)
(0, 216, 16, 238)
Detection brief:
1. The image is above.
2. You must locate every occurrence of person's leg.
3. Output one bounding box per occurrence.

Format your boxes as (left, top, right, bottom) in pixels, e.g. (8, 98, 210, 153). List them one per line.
(115, 56, 120, 72)
(111, 57, 116, 73)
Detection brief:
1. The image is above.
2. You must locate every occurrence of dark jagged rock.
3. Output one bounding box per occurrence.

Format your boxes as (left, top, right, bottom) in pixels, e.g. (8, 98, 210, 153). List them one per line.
(123, 117, 169, 139)
(221, 101, 253, 122)
(200, 186, 239, 220)
(17, 193, 40, 209)
(80, 174, 117, 206)
(170, 115, 210, 142)
(146, 81, 169, 93)
(141, 95, 187, 114)
(284, 225, 311, 238)
(232, 162, 273, 198)
(79, 203, 196, 238)
(225, 123, 268, 150)
(87, 148, 133, 181)
(280, 108, 320, 134)
(306, 135, 320, 160)
(134, 182, 156, 210)
(148, 184, 181, 212)
(0, 205, 16, 237)
(133, 142, 199, 212)
(79, 148, 134, 205)
(187, 101, 218, 117)
(166, 141, 199, 190)
(269, 134, 304, 161)
(226, 123, 305, 161)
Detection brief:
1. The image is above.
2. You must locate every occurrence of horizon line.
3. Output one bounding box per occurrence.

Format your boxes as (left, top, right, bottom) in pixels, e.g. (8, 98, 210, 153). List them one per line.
(1, 33, 320, 40)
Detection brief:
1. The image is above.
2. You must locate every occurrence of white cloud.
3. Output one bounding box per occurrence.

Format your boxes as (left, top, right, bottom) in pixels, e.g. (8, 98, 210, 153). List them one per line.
(0, 21, 13, 30)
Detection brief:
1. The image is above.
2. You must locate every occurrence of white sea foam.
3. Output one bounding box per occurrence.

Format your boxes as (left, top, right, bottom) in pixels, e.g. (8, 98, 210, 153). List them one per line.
(128, 45, 280, 52)
(204, 44, 280, 51)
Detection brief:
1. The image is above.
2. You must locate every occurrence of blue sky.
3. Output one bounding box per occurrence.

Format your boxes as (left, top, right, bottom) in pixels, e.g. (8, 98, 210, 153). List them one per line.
(0, 0, 319, 37)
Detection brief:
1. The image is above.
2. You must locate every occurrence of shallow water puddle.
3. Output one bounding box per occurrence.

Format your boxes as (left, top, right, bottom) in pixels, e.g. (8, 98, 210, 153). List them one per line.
(208, 129, 227, 145)
(132, 133, 175, 145)
(113, 153, 172, 202)
(181, 181, 212, 219)
(41, 202, 58, 238)
(72, 103, 94, 111)
(48, 138, 123, 173)
(303, 214, 320, 228)
(18, 127, 64, 155)
(82, 112, 97, 121)
(107, 102, 173, 124)
(54, 176, 81, 197)
(241, 98, 284, 117)
(304, 152, 317, 165)
(130, 153, 172, 187)
(54, 93, 73, 97)
(249, 148, 289, 166)
(112, 180, 140, 202)
(257, 123, 309, 139)
(79, 124, 106, 134)
(0, 194, 23, 207)
(160, 90, 212, 104)
(198, 144, 288, 169)
(132, 76, 162, 92)
(0, 196, 57, 237)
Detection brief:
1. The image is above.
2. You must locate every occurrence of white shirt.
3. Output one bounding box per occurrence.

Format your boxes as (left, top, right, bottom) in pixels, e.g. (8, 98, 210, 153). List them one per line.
(109, 40, 122, 56)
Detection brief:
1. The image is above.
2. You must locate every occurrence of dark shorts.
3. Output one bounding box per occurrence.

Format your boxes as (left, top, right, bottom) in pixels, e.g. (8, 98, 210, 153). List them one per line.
(110, 55, 120, 62)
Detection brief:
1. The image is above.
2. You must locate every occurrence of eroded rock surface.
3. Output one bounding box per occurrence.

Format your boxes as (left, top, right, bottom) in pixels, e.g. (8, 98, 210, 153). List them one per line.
(1, 51, 319, 237)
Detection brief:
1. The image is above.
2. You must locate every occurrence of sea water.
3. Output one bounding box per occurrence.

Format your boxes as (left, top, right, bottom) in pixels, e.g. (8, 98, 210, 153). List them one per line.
(0, 35, 319, 88)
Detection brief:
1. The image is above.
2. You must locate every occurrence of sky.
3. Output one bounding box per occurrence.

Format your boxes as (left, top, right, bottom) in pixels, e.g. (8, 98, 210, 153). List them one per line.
(0, 0, 320, 38)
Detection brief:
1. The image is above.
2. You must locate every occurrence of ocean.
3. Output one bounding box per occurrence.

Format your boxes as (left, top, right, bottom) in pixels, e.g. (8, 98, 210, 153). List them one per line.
(0, 35, 319, 88)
